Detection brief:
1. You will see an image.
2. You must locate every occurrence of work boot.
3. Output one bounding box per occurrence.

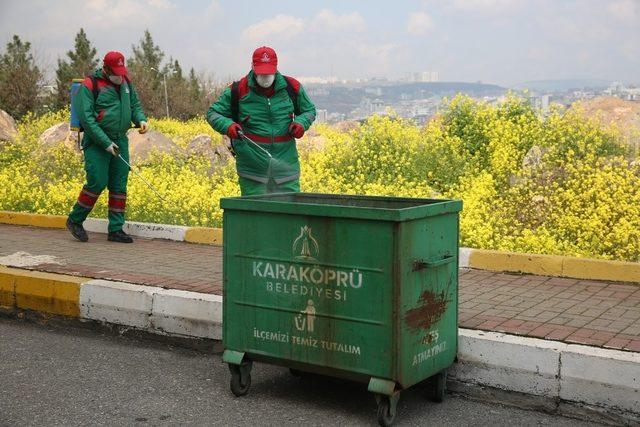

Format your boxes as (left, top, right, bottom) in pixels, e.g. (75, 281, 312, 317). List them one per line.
(66, 218, 88, 242)
(108, 230, 133, 243)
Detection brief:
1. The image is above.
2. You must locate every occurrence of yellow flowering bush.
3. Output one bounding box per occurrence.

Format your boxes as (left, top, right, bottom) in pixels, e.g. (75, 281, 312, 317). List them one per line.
(148, 116, 222, 148)
(1, 94, 639, 262)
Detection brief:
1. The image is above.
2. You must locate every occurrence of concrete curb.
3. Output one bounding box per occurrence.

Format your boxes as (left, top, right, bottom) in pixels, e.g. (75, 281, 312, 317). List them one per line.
(2, 210, 639, 283)
(465, 248, 640, 283)
(0, 265, 87, 317)
(83, 219, 188, 241)
(1, 265, 638, 420)
(79, 279, 223, 339)
(451, 329, 640, 418)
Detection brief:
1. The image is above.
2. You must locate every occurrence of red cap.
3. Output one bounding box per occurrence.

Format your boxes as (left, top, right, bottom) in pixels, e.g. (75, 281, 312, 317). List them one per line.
(252, 46, 277, 75)
(103, 51, 127, 76)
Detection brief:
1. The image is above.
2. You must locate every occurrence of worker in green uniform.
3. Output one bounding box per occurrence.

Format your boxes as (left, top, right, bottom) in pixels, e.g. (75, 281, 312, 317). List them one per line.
(66, 51, 148, 243)
(207, 46, 316, 196)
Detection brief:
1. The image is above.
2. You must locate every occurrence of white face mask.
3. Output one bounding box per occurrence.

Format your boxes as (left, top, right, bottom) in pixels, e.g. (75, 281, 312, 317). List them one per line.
(255, 74, 275, 88)
(108, 75, 123, 85)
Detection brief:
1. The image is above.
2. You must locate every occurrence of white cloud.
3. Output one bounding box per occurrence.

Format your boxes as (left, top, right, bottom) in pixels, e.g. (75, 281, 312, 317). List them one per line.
(83, 0, 149, 25)
(241, 14, 304, 42)
(206, 0, 222, 18)
(407, 12, 433, 36)
(620, 40, 640, 62)
(311, 9, 366, 32)
(608, 0, 639, 23)
(451, 0, 517, 11)
(147, 0, 174, 10)
(352, 41, 401, 75)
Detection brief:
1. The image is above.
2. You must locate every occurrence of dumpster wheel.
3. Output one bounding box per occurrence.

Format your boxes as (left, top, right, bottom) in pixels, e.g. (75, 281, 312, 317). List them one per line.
(376, 396, 396, 426)
(229, 364, 252, 397)
(431, 371, 447, 403)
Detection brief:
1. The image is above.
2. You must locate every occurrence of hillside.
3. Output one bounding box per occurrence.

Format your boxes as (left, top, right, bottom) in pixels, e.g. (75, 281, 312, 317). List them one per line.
(570, 96, 640, 144)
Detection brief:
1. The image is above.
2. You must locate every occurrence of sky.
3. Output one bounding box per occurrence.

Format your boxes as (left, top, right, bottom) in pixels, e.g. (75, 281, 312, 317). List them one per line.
(0, 0, 639, 86)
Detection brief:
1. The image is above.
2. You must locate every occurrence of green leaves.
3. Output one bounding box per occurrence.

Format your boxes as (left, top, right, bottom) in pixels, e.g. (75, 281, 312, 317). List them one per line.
(0, 35, 43, 119)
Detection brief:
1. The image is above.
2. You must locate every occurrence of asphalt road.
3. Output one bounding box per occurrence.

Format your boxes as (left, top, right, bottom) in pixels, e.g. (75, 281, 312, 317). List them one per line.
(0, 317, 601, 426)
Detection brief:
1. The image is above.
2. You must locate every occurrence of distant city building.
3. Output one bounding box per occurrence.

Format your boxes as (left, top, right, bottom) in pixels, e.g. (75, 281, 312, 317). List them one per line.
(365, 87, 382, 96)
(527, 94, 552, 112)
(405, 71, 439, 83)
(316, 109, 328, 123)
(604, 81, 640, 101)
(298, 76, 339, 85)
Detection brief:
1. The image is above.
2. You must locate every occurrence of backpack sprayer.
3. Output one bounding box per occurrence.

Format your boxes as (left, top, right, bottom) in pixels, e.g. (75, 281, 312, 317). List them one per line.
(69, 78, 167, 202)
(70, 79, 85, 149)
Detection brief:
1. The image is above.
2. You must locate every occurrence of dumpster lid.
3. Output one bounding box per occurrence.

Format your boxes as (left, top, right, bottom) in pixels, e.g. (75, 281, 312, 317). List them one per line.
(220, 193, 462, 221)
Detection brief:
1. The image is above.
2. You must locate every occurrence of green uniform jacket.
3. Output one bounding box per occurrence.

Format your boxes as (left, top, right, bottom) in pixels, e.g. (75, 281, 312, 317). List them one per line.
(207, 71, 316, 183)
(74, 69, 147, 150)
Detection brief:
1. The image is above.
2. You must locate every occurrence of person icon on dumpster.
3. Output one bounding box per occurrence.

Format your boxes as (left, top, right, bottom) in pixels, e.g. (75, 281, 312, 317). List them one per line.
(66, 51, 149, 243)
(206, 46, 316, 196)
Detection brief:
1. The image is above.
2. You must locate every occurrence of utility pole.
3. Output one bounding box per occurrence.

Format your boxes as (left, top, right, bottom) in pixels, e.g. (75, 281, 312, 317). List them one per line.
(151, 67, 175, 118)
(162, 72, 169, 117)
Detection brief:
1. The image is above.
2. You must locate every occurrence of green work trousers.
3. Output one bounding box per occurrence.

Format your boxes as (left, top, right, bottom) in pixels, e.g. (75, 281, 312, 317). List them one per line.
(238, 177, 300, 196)
(68, 137, 130, 232)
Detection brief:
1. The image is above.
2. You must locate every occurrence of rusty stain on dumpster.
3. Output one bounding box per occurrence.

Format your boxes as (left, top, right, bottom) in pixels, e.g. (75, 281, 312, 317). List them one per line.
(404, 290, 447, 331)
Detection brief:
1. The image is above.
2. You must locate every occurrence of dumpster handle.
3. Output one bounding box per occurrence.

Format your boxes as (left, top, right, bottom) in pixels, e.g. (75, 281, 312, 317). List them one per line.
(412, 255, 455, 271)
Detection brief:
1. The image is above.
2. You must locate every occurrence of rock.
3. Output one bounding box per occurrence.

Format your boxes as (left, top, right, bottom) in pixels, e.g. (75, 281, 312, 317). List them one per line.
(127, 129, 183, 163)
(38, 122, 77, 150)
(186, 134, 233, 164)
(522, 145, 548, 169)
(0, 109, 17, 141)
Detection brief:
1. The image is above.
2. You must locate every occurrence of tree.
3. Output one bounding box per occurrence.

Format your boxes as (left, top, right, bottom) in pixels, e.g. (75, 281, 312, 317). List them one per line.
(130, 29, 164, 72)
(188, 68, 202, 101)
(127, 30, 220, 119)
(128, 30, 166, 117)
(0, 35, 44, 119)
(52, 28, 99, 110)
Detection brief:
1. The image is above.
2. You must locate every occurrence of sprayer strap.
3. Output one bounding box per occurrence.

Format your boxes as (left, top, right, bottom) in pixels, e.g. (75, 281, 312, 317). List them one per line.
(89, 76, 99, 102)
(231, 81, 240, 123)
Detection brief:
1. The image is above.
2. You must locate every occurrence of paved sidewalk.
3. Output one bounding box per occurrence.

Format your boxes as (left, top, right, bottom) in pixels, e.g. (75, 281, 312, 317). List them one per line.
(1, 223, 639, 352)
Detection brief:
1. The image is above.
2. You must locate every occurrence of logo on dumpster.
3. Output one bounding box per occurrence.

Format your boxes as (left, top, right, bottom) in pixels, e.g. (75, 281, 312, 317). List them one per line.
(294, 299, 316, 332)
(293, 226, 319, 261)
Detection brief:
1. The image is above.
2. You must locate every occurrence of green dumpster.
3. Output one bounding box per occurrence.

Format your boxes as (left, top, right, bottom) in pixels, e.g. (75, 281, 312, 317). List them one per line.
(221, 193, 462, 426)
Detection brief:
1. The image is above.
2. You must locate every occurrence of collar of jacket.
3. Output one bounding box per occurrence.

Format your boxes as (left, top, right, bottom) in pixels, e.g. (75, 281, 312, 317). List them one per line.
(92, 68, 127, 89)
(246, 70, 287, 92)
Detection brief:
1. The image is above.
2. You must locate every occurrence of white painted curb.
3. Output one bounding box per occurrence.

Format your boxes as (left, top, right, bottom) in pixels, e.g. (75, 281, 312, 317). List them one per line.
(559, 344, 640, 414)
(79, 279, 222, 339)
(459, 247, 471, 268)
(83, 219, 187, 241)
(451, 329, 640, 416)
(453, 329, 563, 397)
(80, 280, 158, 329)
(151, 289, 223, 339)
